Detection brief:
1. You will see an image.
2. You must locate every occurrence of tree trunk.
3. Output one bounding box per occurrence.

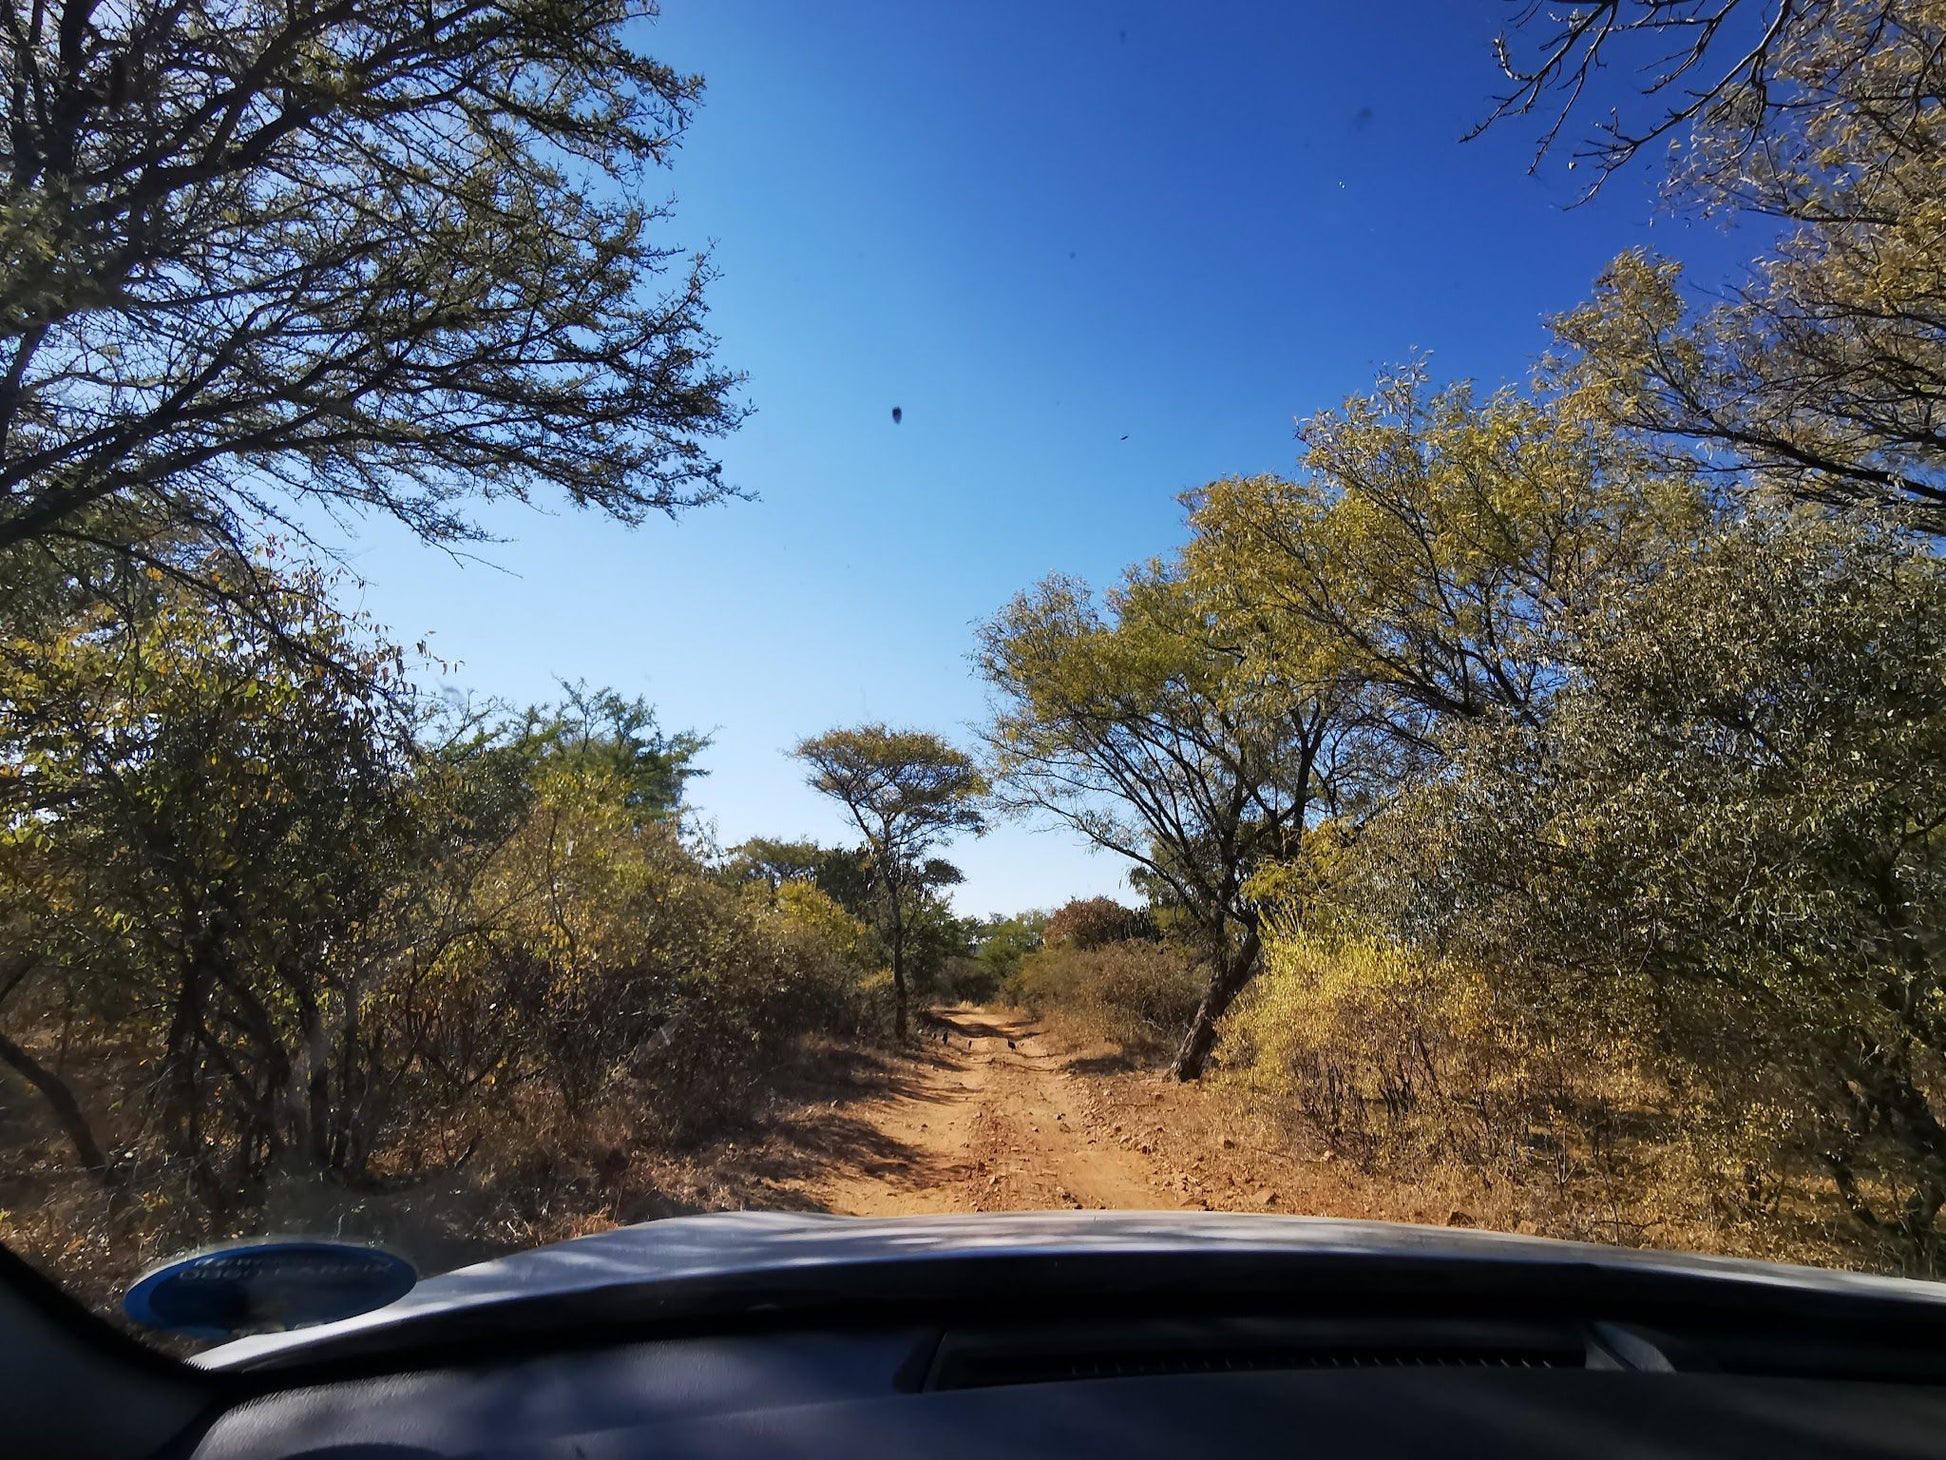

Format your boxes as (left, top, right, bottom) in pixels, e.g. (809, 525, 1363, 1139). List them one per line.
(160, 960, 206, 1158)
(887, 876, 909, 1042)
(890, 942, 909, 1043)
(1169, 924, 1262, 1082)
(0, 1027, 117, 1184)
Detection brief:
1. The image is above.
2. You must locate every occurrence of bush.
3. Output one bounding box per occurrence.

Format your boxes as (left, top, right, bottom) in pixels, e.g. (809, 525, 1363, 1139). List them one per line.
(768, 879, 895, 1040)
(925, 956, 1004, 1005)
(0, 573, 893, 1285)
(972, 911, 1046, 987)
(1339, 513, 1946, 1268)
(0, 558, 917, 1321)
(1220, 926, 1575, 1171)
(1044, 897, 1153, 951)
(467, 843, 888, 1138)
(1007, 939, 1202, 1056)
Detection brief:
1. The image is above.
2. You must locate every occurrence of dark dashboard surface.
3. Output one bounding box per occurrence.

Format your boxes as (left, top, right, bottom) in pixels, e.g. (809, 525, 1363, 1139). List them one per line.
(188, 1321, 1946, 1459)
(25, 1210, 1946, 1458)
(19, 1216, 1946, 1460)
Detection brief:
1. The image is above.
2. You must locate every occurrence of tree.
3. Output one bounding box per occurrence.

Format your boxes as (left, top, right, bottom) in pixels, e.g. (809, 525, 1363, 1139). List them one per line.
(522, 683, 708, 828)
(0, 554, 422, 1206)
(1187, 364, 1700, 760)
(1044, 897, 1151, 951)
(1485, 1, 1946, 525)
(1362, 510, 1946, 1266)
(726, 837, 826, 891)
(724, 837, 876, 917)
(1555, 226, 1946, 526)
(792, 726, 986, 1039)
(973, 911, 1047, 986)
(899, 874, 981, 997)
(0, 0, 743, 617)
(978, 562, 1342, 1079)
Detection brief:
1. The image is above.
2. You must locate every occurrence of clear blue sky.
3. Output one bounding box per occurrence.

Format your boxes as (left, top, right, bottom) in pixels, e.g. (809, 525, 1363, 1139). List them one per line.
(325, 1, 1749, 919)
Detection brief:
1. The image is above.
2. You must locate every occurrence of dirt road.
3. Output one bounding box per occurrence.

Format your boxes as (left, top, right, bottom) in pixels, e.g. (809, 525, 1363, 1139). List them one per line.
(801, 1007, 1191, 1215)
(639, 1004, 1513, 1239)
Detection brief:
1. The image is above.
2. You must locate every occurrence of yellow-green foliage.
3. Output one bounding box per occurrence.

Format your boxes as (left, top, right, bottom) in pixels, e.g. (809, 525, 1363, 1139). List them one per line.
(1007, 940, 1202, 1056)
(425, 811, 886, 1137)
(770, 879, 892, 1036)
(1223, 924, 1576, 1172)
(1227, 919, 1868, 1268)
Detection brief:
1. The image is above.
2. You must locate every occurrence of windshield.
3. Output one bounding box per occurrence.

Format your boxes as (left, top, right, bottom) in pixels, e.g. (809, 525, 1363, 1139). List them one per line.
(3, 0, 1943, 1349)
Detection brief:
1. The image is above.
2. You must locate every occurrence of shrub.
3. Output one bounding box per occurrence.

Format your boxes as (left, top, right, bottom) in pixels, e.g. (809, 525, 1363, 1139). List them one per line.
(972, 911, 1046, 986)
(1219, 920, 1875, 1264)
(1342, 513, 1946, 1267)
(1221, 925, 1580, 1173)
(1044, 897, 1153, 951)
(926, 956, 1004, 1005)
(0, 561, 909, 1317)
(770, 879, 891, 1038)
(1007, 939, 1202, 1056)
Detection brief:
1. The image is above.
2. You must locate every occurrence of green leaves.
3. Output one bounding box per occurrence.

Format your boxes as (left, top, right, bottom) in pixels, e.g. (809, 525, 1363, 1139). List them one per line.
(1515, 3, 1946, 526)
(977, 557, 1342, 1075)
(1334, 508, 1946, 1259)
(791, 724, 986, 1036)
(0, 0, 745, 631)
(794, 725, 988, 855)
(1188, 364, 1700, 747)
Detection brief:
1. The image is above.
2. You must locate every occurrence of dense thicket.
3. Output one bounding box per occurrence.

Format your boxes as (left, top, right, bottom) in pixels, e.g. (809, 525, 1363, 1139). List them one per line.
(981, 0, 1946, 1271)
(0, 545, 888, 1284)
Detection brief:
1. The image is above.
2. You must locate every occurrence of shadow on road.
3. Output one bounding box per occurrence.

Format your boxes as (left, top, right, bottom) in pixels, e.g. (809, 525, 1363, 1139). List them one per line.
(658, 1018, 1003, 1215)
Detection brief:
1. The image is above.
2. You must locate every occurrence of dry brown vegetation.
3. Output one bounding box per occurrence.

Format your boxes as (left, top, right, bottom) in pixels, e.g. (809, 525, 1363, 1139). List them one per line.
(1010, 926, 1879, 1274)
(0, 566, 907, 1326)
(0, 1030, 923, 1329)
(1006, 940, 1203, 1063)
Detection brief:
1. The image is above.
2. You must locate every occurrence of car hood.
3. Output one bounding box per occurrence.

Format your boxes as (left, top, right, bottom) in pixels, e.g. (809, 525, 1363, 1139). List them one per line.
(196, 1209, 1946, 1370)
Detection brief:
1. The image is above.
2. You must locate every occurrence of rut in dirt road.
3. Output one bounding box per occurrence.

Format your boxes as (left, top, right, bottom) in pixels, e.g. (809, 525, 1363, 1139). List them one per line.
(803, 1007, 1190, 1215)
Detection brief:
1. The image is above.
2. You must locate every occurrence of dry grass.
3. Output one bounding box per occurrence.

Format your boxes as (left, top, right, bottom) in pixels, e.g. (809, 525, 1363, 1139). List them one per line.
(1035, 1018, 1872, 1274)
(999, 929, 1909, 1275)
(1207, 930, 1887, 1274)
(0, 1032, 891, 1338)
(0, 982, 1902, 1356)
(1006, 941, 1203, 1060)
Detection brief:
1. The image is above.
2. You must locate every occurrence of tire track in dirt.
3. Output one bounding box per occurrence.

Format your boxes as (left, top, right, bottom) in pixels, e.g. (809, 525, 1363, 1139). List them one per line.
(802, 1007, 1189, 1215)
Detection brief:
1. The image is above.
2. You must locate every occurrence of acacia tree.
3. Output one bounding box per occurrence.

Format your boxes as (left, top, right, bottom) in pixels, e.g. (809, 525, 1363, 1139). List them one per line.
(0, 0, 743, 612)
(1187, 365, 1699, 761)
(978, 563, 1346, 1080)
(792, 726, 986, 1039)
(1485, 0, 1946, 525)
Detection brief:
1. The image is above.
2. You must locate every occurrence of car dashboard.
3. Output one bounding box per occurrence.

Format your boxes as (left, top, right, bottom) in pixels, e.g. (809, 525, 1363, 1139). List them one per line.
(189, 1307, 1946, 1458)
(17, 1214, 1946, 1459)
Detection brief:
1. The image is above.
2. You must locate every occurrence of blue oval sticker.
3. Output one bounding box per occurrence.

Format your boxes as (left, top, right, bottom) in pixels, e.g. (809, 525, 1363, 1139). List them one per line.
(124, 1240, 417, 1338)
